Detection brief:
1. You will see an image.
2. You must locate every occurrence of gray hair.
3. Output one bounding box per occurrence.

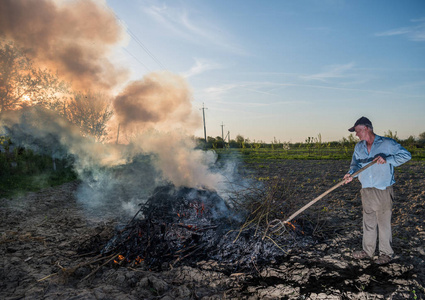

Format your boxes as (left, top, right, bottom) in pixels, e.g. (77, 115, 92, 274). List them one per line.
(365, 124, 374, 132)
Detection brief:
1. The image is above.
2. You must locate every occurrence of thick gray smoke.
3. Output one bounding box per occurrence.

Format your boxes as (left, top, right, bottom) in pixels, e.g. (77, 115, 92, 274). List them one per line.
(1, 107, 160, 218)
(114, 72, 198, 128)
(113, 71, 225, 189)
(0, 0, 237, 218)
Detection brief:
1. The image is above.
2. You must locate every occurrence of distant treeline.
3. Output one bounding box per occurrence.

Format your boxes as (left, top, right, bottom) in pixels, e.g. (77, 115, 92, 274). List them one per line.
(198, 131, 425, 150)
(198, 132, 425, 161)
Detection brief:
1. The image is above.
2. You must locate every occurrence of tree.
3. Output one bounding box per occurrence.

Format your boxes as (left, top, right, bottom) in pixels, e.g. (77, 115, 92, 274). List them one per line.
(235, 134, 245, 148)
(66, 91, 113, 142)
(339, 134, 357, 157)
(384, 130, 400, 142)
(228, 139, 239, 148)
(418, 132, 425, 146)
(214, 136, 225, 148)
(0, 41, 68, 113)
(271, 137, 281, 150)
(403, 135, 416, 149)
(347, 133, 357, 145)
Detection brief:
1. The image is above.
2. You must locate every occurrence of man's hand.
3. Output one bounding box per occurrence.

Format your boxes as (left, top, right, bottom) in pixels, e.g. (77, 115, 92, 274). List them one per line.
(374, 156, 386, 164)
(343, 173, 353, 184)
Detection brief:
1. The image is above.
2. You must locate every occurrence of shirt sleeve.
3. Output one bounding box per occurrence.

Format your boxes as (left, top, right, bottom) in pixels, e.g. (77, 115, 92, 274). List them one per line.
(348, 144, 362, 176)
(385, 140, 412, 167)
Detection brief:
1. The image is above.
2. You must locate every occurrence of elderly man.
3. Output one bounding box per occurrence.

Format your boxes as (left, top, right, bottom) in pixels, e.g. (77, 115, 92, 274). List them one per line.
(343, 116, 411, 265)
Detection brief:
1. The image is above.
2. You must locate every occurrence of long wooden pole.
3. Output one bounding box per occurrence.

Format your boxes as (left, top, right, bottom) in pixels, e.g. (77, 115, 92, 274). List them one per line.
(283, 160, 377, 224)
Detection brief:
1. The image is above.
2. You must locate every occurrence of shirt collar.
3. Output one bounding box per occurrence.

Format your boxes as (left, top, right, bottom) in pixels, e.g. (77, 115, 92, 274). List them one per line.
(373, 135, 383, 145)
(360, 134, 382, 152)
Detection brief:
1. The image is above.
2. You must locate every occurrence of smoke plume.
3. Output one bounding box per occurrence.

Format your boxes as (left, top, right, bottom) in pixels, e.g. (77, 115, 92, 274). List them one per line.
(0, 0, 234, 217)
(114, 71, 223, 189)
(1, 106, 159, 218)
(1, 107, 126, 167)
(114, 72, 201, 131)
(0, 0, 128, 91)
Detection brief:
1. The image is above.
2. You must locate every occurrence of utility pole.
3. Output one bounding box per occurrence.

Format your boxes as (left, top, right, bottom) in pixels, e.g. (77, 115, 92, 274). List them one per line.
(200, 103, 208, 144)
(220, 122, 225, 142)
(220, 122, 225, 148)
(116, 123, 120, 145)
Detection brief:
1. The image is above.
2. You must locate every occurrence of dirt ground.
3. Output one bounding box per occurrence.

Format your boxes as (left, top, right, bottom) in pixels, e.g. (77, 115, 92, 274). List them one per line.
(1, 159, 424, 299)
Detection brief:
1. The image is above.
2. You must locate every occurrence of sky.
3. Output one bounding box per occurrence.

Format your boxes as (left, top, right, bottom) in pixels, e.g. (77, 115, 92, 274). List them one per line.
(105, 0, 425, 143)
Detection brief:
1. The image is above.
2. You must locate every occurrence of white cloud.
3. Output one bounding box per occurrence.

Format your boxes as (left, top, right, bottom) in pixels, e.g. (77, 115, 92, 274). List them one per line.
(203, 81, 283, 98)
(204, 83, 240, 97)
(181, 59, 223, 78)
(301, 63, 356, 82)
(376, 19, 425, 42)
(143, 2, 246, 55)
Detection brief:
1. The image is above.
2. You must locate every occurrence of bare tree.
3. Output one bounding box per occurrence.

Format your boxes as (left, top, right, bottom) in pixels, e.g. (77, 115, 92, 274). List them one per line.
(0, 40, 68, 113)
(66, 91, 113, 142)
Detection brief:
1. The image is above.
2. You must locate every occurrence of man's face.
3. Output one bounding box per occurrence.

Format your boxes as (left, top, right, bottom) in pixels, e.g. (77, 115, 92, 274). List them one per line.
(354, 125, 368, 140)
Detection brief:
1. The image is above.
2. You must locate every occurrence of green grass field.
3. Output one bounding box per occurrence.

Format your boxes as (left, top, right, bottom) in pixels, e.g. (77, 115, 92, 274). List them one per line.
(215, 146, 425, 163)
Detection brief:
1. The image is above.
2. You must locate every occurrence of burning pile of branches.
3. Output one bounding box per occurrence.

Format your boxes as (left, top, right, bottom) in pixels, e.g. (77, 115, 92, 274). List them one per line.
(84, 180, 319, 274)
(99, 185, 235, 270)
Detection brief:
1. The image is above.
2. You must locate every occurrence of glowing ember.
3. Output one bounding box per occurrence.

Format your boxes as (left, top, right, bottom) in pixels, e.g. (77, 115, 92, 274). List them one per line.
(113, 254, 125, 264)
(286, 221, 304, 235)
(134, 256, 143, 265)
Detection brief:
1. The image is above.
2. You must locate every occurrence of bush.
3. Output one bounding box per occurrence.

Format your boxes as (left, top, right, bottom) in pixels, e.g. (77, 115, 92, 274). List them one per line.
(0, 148, 77, 198)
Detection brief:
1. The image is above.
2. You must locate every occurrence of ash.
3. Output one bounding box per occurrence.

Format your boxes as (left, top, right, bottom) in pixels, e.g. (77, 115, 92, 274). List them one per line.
(99, 185, 312, 272)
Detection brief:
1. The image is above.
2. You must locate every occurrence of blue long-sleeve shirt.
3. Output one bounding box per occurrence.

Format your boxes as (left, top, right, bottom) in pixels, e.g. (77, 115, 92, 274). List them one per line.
(348, 135, 411, 190)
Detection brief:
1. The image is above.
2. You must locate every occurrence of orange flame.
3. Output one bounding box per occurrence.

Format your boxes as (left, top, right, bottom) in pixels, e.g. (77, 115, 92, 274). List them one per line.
(189, 201, 206, 217)
(287, 221, 296, 231)
(286, 221, 304, 235)
(134, 256, 144, 265)
(114, 254, 125, 263)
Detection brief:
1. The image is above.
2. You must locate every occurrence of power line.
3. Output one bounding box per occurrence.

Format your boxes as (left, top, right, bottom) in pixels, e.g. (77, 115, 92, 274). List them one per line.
(122, 48, 151, 72)
(103, 3, 167, 71)
(126, 28, 167, 70)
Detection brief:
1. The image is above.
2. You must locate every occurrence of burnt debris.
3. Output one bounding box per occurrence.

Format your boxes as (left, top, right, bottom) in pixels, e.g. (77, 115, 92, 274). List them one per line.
(91, 185, 313, 272)
(99, 185, 234, 270)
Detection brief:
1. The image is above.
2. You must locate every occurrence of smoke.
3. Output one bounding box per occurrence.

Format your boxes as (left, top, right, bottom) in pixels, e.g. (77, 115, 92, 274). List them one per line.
(114, 71, 224, 190)
(0, 0, 238, 217)
(113, 71, 201, 131)
(1, 107, 125, 166)
(131, 130, 223, 189)
(0, 0, 128, 91)
(1, 104, 226, 217)
(1, 106, 159, 217)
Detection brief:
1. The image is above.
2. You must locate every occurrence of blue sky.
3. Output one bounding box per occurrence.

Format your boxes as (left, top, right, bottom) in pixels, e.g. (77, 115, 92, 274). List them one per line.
(106, 0, 425, 143)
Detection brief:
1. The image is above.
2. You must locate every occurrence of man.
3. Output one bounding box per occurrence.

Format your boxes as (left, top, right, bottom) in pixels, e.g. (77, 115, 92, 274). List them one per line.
(343, 116, 411, 265)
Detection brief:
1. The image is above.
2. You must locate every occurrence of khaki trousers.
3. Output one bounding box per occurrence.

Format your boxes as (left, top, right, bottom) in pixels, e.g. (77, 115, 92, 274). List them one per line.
(360, 186, 394, 257)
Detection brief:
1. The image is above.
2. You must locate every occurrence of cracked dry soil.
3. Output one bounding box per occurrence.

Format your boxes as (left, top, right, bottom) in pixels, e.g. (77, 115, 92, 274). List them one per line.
(1, 160, 424, 299)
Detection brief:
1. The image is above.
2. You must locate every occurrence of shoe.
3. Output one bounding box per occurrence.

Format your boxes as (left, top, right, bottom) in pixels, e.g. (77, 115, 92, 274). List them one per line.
(352, 250, 370, 260)
(374, 254, 391, 265)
